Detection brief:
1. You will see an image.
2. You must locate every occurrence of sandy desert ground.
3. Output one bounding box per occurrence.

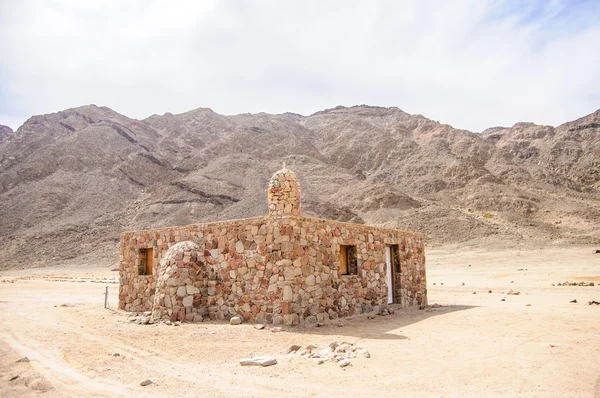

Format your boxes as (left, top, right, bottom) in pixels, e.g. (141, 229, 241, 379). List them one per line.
(0, 245, 599, 397)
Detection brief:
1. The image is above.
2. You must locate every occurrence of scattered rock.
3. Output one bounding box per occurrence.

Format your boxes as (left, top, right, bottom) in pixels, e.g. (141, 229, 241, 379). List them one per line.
(462, 282, 465, 286)
(137, 316, 149, 325)
(208, 331, 216, 335)
(254, 324, 265, 330)
(570, 299, 578, 303)
(173, 321, 181, 326)
(440, 283, 444, 285)
(433, 283, 436, 285)
(357, 348, 371, 358)
(316, 323, 324, 327)
(271, 327, 282, 332)
(140, 379, 153, 386)
(287, 344, 302, 354)
(337, 322, 344, 327)
(550, 344, 557, 348)
(501, 298, 506, 301)
(16, 357, 30, 363)
(230, 316, 242, 325)
(338, 359, 351, 367)
(557, 281, 595, 286)
(431, 303, 442, 308)
(488, 290, 492, 293)
(9, 375, 19, 381)
(593, 249, 600, 254)
(112, 352, 121, 357)
(298, 341, 370, 366)
(507, 290, 520, 295)
(472, 291, 476, 294)
(526, 304, 531, 307)
(588, 301, 599, 305)
(239, 356, 277, 367)
(517, 268, 528, 271)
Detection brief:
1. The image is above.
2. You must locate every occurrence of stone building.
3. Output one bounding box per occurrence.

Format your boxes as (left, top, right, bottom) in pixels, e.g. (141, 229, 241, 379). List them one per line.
(118, 167, 427, 326)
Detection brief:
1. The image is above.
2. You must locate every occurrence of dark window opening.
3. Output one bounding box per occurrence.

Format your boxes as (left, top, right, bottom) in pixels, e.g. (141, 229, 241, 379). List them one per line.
(340, 245, 357, 275)
(138, 248, 153, 276)
(390, 244, 400, 273)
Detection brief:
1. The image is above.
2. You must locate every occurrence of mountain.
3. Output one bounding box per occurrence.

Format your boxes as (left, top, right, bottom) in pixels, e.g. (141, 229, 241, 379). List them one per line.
(0, 125, 13, 141)
(0, 105, 598, 269)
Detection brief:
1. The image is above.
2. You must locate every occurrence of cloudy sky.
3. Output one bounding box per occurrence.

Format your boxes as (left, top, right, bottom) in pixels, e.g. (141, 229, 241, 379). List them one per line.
(1, 0, 599, 132)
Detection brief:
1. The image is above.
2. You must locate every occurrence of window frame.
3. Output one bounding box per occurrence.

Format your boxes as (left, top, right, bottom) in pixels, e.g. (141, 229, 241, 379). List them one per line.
(138, 248, 154, 276)
(339, 244, 358, 276)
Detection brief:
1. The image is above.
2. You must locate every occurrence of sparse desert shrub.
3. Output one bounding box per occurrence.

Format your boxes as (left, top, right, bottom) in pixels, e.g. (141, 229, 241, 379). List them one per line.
(482, 212, 494, 219)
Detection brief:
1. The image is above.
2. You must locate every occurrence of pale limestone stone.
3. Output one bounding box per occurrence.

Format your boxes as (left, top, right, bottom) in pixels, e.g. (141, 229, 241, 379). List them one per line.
(283, 285, 293, 301)
(284, 267, 295, 281)
(239, 356, 277, 367)
(182, 295, 193, 307)
(186, 285, 200, 295)
(235, 241, 244, 253)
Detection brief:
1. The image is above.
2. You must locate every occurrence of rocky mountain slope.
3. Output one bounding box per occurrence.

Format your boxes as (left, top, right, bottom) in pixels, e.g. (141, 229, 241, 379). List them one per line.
(0, 125, 13, 141)
(0, 105, 598, 269)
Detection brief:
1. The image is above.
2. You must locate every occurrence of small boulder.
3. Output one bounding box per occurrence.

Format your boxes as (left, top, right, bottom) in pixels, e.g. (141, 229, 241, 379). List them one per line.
(140, 379, 153, 386)
(229, 316, 242, 325)
(338, 359, 351, 367)
(287, 344, 302, 354)
(239, 356, 277, 367)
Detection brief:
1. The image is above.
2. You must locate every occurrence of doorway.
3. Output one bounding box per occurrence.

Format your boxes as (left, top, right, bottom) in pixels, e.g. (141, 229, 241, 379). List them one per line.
(386, 245, 401, 305)
(385, 246, 394, 304)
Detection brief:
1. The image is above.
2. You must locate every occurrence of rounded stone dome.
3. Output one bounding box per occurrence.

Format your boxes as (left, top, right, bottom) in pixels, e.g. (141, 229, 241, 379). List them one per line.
(267, 167, 301, 217)
(152, 241, 205, 322)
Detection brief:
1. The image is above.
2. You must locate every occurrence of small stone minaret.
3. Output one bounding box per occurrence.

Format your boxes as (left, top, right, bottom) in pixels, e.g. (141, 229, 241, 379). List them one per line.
(267, 165, 301, 217)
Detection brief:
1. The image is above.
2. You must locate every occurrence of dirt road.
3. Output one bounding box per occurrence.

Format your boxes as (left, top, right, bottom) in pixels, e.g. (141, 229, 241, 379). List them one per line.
(1, 246, 599, 397)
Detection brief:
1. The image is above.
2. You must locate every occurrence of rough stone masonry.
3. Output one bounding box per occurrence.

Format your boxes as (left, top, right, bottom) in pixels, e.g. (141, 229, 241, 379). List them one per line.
(119, 167, 427, 326)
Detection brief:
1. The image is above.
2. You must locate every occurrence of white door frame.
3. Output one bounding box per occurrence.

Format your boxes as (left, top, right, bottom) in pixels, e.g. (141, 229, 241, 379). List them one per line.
(385, 246, 393, 304)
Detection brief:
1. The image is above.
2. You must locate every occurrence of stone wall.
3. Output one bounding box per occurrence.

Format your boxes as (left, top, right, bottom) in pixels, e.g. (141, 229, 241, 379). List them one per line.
(119, 215, 426, 326)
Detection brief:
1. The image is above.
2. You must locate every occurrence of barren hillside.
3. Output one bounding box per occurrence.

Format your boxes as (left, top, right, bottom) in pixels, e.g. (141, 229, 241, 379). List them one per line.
(0, 125, 13, 141)
(0, 105, 598, 269)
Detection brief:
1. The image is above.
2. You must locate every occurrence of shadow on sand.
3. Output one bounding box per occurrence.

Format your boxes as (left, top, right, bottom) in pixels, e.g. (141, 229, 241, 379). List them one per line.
(283, 304, 477, 341)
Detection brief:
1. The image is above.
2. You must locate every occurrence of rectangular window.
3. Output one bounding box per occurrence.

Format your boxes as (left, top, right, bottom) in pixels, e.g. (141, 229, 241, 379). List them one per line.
(138, 248, 153, 276)
(339, 245, 357, 275)
(390, 244, 400, 273)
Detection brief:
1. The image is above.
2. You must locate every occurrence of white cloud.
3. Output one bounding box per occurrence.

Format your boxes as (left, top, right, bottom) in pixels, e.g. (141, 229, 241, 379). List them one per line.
(0, 0, 599, 132)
